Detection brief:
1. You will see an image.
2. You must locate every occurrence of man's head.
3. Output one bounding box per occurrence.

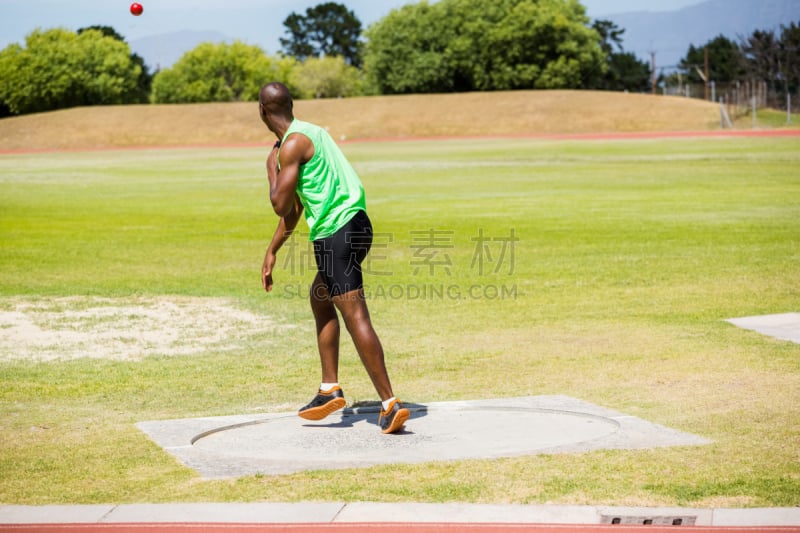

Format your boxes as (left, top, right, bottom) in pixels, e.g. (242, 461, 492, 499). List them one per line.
(259, 82, 294, 136)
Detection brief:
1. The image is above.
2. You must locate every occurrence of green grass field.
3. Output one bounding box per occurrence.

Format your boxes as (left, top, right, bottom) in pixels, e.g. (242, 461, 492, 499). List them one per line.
(1, 135, 798, 506)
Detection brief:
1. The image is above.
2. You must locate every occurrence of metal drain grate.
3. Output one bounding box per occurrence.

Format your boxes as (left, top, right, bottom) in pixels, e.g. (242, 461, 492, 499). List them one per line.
(601, 515, 697, 526)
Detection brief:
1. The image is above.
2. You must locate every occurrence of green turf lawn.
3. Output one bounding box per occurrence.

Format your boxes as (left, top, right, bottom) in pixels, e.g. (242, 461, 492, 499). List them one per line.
(0, 136, 798, 506)
(734, 107, 800, 129)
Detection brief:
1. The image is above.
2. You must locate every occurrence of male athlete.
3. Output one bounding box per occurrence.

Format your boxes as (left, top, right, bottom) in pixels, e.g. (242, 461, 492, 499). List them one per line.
(258, 81, 409, 434)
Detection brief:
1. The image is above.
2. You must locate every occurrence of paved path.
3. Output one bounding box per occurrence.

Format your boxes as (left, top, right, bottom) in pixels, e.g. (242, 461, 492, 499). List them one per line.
(1, 503, 799, 531)
(726, 313, 800, 344)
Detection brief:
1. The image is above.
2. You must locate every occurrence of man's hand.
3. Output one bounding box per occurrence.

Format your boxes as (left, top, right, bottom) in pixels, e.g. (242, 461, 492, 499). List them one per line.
(262, 250, 277, 292)
(260, 196, 302, 295)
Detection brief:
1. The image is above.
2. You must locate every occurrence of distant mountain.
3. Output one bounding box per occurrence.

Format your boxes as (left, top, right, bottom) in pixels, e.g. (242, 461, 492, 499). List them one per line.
(606, 0, 800, 70)
(130, 30, 232, 71)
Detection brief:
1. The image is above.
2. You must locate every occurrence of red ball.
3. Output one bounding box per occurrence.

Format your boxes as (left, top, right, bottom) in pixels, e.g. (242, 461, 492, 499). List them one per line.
(130, 2, 143, 16)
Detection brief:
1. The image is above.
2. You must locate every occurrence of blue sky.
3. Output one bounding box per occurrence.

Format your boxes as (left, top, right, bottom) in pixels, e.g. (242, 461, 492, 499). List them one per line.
(1, 0, 705, 54)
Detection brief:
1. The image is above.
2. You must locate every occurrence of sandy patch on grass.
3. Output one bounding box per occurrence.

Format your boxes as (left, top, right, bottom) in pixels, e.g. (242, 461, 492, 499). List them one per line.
(0, 296, 283, 362)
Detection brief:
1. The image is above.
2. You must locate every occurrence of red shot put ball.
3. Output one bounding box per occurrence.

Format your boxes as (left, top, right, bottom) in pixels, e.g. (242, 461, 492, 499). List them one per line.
(130, 3, 143, 16)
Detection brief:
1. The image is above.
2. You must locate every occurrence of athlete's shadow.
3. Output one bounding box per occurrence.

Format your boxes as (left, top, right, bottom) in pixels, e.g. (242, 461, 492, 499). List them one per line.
(302, 401, 428, 435)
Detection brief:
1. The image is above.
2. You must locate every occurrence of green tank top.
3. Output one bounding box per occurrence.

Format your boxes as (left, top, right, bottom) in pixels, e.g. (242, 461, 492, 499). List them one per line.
(281, 119, 367, 241)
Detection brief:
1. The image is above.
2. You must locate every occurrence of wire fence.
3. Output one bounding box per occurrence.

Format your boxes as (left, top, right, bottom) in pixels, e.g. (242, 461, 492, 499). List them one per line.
(660, 79, 797, 126)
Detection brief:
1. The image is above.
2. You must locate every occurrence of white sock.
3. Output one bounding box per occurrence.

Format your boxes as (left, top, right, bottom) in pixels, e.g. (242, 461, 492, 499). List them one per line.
(381, 397, 396, 411)
(320, 382, 339, 392)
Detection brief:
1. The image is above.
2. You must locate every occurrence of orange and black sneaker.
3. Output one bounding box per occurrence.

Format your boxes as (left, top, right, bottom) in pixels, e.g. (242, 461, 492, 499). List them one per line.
(298, 386, 346, 421)
(379, 399, 410, 434)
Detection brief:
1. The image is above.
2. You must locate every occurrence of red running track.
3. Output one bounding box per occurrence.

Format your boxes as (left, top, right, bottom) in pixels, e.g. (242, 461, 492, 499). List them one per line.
(1, 524, 798, 533)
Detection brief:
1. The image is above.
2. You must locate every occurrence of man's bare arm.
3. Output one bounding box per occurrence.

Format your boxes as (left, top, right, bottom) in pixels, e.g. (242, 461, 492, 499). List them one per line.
(267, 134, 313, 217)
(262, 194, 303, 292)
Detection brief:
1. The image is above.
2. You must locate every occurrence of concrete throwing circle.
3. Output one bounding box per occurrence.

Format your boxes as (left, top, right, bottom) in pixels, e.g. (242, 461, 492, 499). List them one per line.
(191, 404, 619, 474)
(137, 396, 712, 478)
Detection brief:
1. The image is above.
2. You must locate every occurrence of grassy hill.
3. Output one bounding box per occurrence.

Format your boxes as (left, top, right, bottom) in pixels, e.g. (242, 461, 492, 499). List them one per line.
(0, 90, 722, 152)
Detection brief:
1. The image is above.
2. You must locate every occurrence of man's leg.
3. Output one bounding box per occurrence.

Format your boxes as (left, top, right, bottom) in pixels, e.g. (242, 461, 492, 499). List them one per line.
(334, 288, 409, 433)
(298, 273, 345, 421)
(310, 272, 339, 383)
(309, 211, 407, 433)
(332, 288, 393, 401)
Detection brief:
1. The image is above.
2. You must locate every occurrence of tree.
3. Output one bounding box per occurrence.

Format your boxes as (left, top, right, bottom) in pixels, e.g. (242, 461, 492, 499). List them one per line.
(740, 22, 800, 105)
(680, 35, 746, 85)
(741, 29, 780, 92)
(289, 56, 363, 99)
(588, 19, 651, 92)
(78, 25, 153, 104)
(599, 52, 652, 92)
(151, 41, 296, 103)
(362, 2, 453, 94)
(593, 19, 625, 56)
(779, 21, 800, 97)
(0, 28, 142, 115)
(78, 25, 126, 42)
(363, 0, 605, 95)
(280, 2, 363, 68)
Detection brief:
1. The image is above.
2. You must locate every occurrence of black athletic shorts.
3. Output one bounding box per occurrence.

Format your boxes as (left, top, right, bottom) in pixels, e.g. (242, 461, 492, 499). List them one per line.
(313, 210, 373, 297)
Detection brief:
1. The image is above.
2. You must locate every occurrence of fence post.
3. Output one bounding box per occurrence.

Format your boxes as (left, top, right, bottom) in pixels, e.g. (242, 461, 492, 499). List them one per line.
(728, 93, 733, 123)
(720, 97, 733, 129)
(789, 93, 792, 125)
(752, 95, 757, 129)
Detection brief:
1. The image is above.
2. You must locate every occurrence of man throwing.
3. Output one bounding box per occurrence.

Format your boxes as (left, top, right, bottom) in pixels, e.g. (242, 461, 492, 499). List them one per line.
(258, 82, 409, 434)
